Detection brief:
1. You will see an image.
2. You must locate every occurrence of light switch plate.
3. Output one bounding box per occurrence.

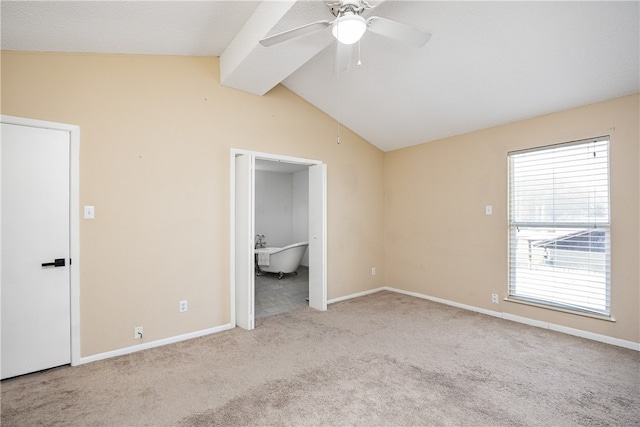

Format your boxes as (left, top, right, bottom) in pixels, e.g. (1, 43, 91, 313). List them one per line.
(84, 205, 95, 219)
(485, 205, 493, 215)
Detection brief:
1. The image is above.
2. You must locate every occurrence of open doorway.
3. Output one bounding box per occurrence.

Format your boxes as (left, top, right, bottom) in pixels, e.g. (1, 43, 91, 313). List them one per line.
(231, 150, 326, 331)
(254, 159, 309, 319)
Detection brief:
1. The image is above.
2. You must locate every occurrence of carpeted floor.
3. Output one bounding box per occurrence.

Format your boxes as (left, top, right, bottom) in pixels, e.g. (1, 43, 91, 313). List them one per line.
(2, 291, 639, 426)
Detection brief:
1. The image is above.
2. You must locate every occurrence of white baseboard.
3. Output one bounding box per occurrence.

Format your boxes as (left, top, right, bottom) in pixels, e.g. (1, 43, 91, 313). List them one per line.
(327, 287, 386, 304)
(76, 323, 235, 366)
(77, 285, 638, 366)
(386, 287, 504, 319)
(502, 313, 640, 351)
(330, 286, 640, 351)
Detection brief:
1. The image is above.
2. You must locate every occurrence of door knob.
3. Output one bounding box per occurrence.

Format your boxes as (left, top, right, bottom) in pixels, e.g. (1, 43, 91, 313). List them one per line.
(42, 258, 65, 267)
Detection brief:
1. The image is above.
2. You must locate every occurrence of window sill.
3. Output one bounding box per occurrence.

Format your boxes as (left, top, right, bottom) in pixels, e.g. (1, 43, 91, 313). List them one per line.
(504, 297, 616, 322)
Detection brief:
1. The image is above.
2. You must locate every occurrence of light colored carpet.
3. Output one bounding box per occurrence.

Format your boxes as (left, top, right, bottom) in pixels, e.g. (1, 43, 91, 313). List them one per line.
(2, 291, 638, 426)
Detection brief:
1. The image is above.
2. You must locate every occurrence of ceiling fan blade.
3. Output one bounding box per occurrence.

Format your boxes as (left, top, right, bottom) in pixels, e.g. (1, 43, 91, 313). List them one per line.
(366, 16, 431, 48)
(336, 42, 354, 73)
(259, 20, 332, 47)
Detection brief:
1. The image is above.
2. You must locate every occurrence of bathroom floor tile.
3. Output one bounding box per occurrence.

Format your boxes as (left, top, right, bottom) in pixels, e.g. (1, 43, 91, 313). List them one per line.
(255, 266, 309, 319)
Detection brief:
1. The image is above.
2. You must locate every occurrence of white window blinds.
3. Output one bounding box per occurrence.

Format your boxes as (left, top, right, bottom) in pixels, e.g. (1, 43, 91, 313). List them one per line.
(508, 137, 610, 316)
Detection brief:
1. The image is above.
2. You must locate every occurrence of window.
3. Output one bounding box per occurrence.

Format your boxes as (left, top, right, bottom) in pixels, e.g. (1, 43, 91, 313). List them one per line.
(508, 137, 610, 317)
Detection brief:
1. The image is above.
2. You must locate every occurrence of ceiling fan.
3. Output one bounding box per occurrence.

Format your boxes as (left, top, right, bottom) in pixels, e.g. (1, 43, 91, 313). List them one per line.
(259, 0, 431, 49)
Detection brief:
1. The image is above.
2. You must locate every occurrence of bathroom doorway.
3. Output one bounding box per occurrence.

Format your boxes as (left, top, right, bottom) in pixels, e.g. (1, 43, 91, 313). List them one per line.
(230, 150, 327, 330)
(254, 159, 309, 319)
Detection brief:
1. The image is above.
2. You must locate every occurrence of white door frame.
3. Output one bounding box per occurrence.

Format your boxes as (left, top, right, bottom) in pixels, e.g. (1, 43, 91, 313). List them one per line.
(233, 153, 255, 330)
(229, 149, 327, 328)
(1, 115, 81, 367)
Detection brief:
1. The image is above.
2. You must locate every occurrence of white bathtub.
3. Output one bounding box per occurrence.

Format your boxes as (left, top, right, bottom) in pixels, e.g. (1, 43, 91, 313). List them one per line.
(255, 242, 309, 279)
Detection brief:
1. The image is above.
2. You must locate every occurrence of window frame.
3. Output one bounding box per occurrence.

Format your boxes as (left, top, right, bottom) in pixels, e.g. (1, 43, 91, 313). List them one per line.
(507, 136, 612, 319)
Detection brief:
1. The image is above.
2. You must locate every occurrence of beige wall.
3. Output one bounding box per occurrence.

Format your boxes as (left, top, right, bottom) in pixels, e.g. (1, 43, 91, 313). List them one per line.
(2, 51, 637, 356)
(384, 94, 639, 343)
(1, 52, 386, 356)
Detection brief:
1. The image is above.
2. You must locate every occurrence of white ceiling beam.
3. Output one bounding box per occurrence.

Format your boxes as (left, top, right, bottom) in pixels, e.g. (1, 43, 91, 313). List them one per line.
(220, 0, 334, 96)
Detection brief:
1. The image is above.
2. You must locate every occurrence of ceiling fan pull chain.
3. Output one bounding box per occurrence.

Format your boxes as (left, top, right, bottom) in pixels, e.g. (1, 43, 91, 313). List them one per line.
(336, 39, 342, 145)
(358, 40, 362, 66)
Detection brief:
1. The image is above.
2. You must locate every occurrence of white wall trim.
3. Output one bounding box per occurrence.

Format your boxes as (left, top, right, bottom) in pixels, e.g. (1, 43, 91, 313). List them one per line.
(1, 115, 82, 367)
(234, 148, 323, 168)
(81, 286, 637, 365)
(502, 313, 640, 350)
(229, 151, 238, 329)
(329, 286, 640, 351)
(78, 323, 235, 365)
(386, 287, 503, 319)
(327, 287, 386, 304)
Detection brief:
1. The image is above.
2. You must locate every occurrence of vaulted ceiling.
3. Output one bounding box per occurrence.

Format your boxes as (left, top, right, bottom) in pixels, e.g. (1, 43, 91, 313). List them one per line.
(2, 1, 638, 151)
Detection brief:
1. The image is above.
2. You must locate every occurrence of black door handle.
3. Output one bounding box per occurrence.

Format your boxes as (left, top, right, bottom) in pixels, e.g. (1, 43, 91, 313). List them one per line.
(42, 258, 65, 267)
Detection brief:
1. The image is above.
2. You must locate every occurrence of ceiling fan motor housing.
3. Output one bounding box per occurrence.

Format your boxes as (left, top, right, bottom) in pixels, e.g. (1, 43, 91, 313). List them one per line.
(328, 0, 370, 18)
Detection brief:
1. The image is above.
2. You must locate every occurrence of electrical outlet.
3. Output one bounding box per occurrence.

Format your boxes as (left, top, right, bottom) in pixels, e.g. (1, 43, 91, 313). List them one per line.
(491, 293, 499, 304)
(371, 267, 376, 276)
(134, 326, 143, 339)
(179, 300, 188, 312)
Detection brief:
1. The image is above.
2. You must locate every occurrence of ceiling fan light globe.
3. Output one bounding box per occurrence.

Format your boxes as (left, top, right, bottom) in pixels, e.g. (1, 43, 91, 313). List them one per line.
(331, 14, 367, 45)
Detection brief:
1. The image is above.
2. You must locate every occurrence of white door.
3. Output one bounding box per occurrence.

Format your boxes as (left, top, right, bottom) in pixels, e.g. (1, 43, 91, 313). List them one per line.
(234, 153, 255, 330)
(1, 123, 71, 379)
(308, 163, 327, 311)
